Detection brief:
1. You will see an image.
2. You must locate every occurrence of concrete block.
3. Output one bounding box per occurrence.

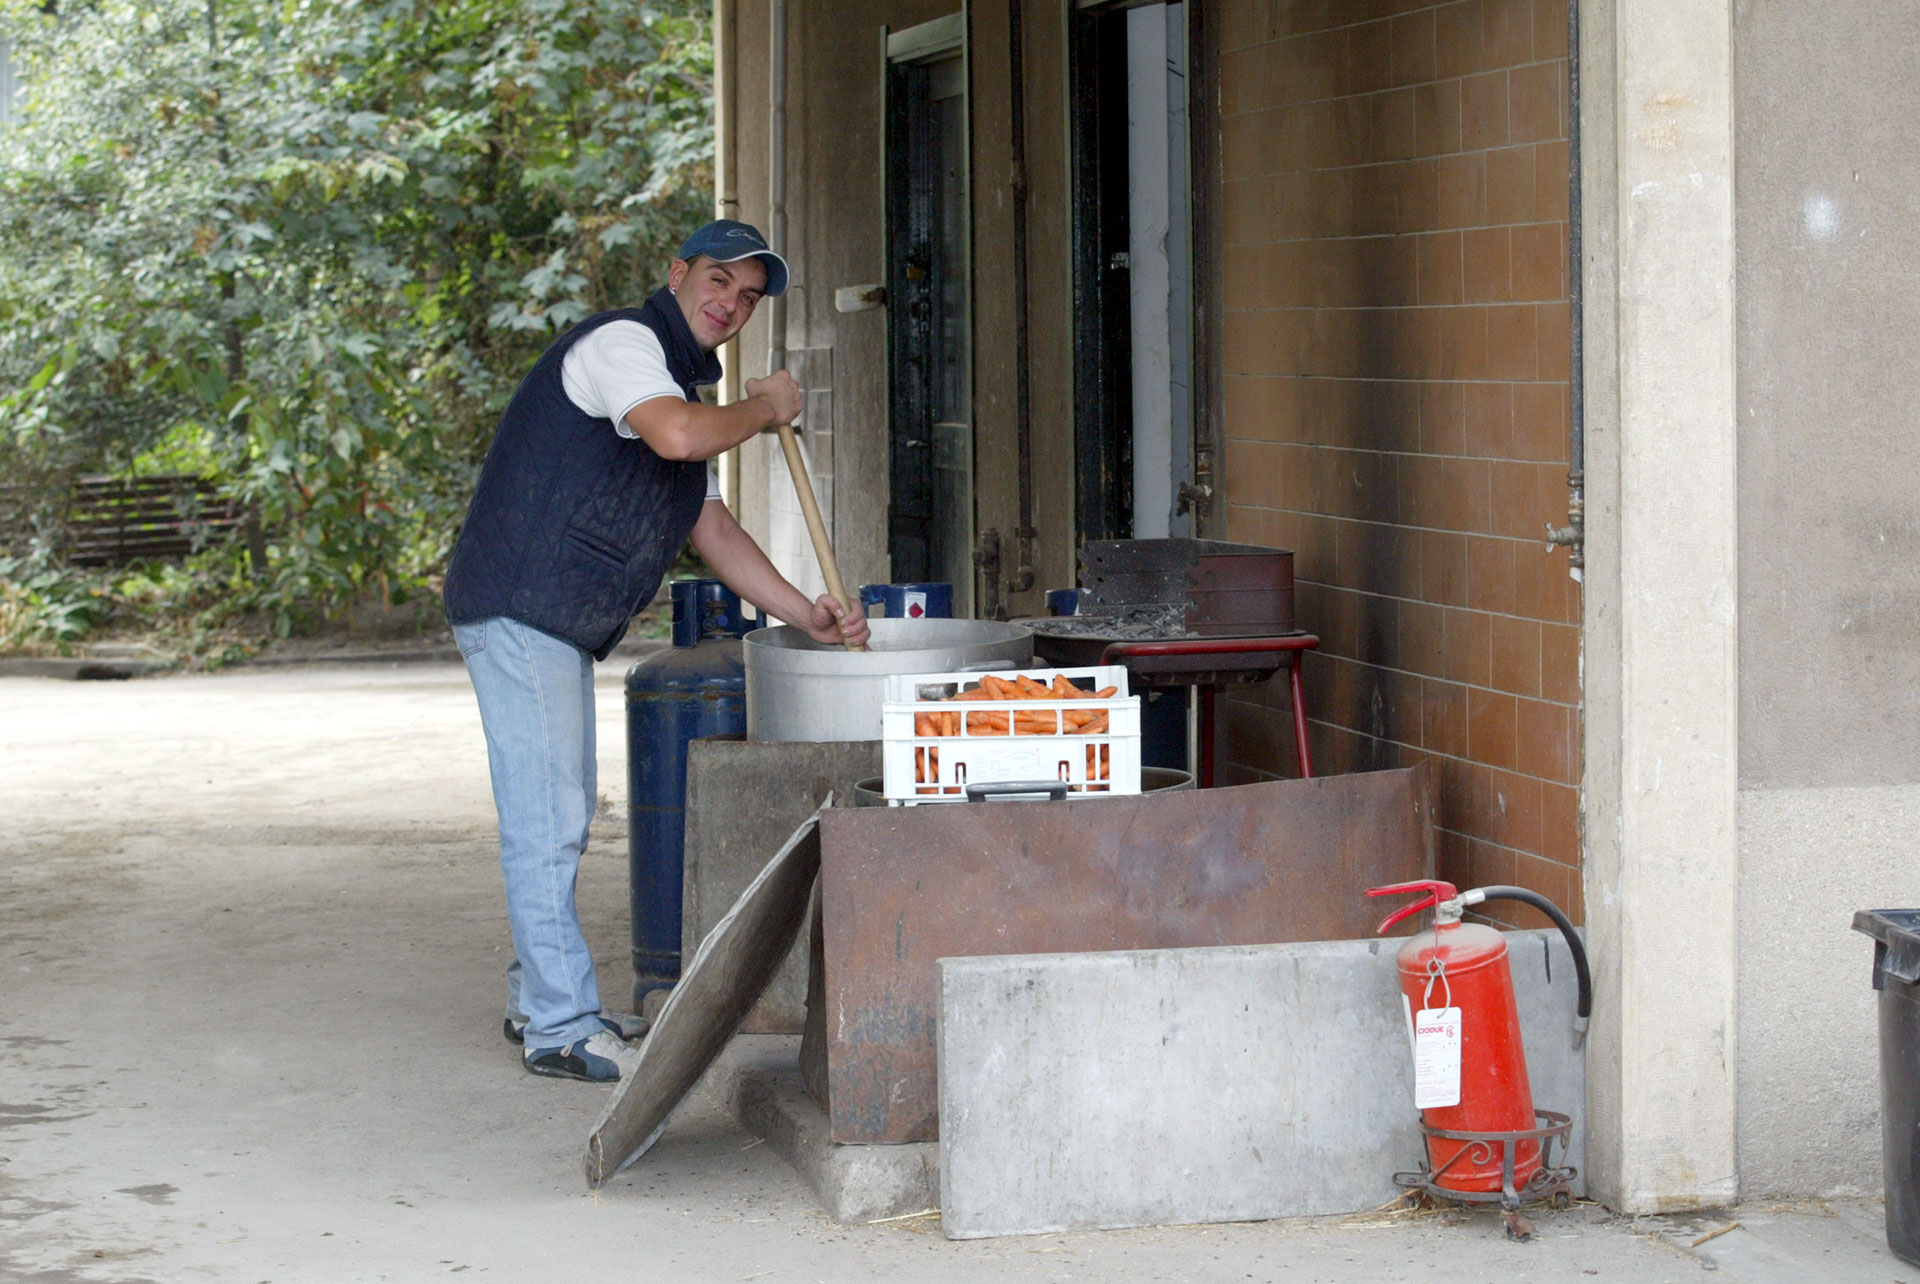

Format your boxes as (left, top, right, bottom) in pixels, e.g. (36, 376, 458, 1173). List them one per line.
(682, 736, 880, 1032)
(736, 1057, 939, 1224)
(935, 930, 1586, 1239)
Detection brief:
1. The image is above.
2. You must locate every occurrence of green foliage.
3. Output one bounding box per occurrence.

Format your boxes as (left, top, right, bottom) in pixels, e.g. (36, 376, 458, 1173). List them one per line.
(0, 551, 111, 649)
(0, 0, 713, 649)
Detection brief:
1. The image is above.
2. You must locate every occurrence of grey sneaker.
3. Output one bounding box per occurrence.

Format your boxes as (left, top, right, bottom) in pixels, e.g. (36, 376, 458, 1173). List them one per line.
(524, 1028, 642, 1082)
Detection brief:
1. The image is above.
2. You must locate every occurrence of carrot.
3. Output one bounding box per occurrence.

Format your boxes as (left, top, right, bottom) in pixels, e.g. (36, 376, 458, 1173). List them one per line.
(1014, 675, 1052, 700)
(1065, 709, 1094, 728)
(915, 711, 935, 736)
(980, 675, 1014, 700)
(1071, 712, 1110, 735)
(1081, 745, 1111, 784)
(952, 687, 992, 701)
(1092, 686, 1118, 700)
(967, 711, 1010, 735)
(1052, 674, 1078, 697)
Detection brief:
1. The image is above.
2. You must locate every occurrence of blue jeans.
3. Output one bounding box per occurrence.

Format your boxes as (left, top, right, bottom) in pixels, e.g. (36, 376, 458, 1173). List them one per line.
(455, 617, 605, 1051)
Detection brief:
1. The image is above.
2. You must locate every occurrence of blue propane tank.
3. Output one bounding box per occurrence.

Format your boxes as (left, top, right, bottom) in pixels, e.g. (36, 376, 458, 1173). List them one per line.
(625, 579, 752, 1010)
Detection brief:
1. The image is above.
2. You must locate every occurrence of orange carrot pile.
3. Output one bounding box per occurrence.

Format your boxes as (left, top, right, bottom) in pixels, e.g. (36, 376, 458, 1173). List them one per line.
(912, 673, 1120, 792)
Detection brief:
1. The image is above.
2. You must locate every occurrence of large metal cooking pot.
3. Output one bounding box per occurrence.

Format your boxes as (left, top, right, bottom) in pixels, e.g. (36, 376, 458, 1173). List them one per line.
(744, 617, 1033, 742)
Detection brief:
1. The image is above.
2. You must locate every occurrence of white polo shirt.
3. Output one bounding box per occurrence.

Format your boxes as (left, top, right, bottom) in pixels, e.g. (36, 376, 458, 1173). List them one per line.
(561, 320, 721, 503)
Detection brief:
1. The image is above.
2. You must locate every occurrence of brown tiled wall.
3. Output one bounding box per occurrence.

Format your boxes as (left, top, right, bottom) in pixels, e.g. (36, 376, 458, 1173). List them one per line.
(1214, 0, 1582, 927)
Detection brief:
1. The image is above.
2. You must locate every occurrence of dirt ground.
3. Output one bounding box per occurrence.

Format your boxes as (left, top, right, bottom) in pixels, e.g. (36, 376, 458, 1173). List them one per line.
(0, 659, 1910, 1282)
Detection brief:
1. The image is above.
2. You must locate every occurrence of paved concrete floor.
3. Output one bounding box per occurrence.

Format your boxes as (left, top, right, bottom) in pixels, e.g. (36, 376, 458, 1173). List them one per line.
(0, 660, 1913, 1283)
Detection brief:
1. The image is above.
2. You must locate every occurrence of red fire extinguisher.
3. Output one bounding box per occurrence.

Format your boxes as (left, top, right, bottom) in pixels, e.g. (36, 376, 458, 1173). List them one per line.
(1364, 879, 1591, 1200)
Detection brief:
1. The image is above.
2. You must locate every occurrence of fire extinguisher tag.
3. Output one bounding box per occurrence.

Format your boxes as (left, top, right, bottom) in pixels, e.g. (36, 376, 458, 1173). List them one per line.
(1413, 1006, 1463, 1109)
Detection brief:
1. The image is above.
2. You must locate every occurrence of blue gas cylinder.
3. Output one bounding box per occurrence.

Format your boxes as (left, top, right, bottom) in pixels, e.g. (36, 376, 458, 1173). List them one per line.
(625, 579, 752, 1009)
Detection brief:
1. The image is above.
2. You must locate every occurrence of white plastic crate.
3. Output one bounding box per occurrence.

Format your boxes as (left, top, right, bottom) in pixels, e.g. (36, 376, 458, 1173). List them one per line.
(879, 665, 1142, 804)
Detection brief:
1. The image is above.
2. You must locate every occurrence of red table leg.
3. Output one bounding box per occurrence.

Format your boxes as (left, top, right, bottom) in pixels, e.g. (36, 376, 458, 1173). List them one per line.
(1100, 635, 1321, 786)
(1290, 655, 1313, 779)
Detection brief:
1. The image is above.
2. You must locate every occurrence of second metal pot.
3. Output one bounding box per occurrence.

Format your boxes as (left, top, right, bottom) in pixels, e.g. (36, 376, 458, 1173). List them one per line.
(744, 617, 1034, 742)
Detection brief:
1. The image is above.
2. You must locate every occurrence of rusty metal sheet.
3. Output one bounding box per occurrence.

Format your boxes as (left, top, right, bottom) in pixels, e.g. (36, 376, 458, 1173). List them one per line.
(812, 764, 1434, 1145)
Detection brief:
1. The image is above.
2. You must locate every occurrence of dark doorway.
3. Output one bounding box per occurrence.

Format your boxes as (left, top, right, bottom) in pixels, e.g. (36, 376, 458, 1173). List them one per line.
(1070, 5, 1134, 547)
(886, 23, 973, 615)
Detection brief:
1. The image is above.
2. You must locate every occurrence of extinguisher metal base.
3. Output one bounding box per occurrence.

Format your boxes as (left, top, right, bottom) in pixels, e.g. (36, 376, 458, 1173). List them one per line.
(1393, 1109, 1577, 1212)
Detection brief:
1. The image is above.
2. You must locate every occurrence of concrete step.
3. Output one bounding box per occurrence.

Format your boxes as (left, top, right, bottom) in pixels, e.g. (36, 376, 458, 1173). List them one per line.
(726, 1038, 938, 1224)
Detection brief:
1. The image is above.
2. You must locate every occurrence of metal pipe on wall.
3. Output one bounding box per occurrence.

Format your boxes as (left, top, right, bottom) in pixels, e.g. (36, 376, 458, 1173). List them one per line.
(713, 0, 735, 225)
(767, 0, 788, 378)
(714, 0, 741, 509)
(1551, 0, 1586, 576)
(1179, 0, 1222, 536)
(1567, 0, 1584, 551)
(1006, 0, 1037, 596)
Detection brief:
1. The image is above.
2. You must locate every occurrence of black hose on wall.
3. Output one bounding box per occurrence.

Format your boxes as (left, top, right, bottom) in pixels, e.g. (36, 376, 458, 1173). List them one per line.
(1469, 884, 1593, 1038)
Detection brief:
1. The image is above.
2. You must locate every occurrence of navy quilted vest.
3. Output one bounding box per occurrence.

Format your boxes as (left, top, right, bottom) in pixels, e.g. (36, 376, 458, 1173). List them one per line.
(443, 289, 720, 659)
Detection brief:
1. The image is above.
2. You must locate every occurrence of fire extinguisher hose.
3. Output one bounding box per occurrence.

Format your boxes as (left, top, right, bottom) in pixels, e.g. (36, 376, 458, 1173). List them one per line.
(1462, 885, 1592, 1047)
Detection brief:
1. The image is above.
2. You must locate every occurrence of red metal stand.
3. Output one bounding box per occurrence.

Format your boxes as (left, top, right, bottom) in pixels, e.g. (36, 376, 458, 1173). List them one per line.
(1099, 634, 1320, 787)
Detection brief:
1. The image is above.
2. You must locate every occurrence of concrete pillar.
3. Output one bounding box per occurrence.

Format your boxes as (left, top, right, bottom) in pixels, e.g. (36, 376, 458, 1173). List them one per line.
(1580, 0, 1739, 1212)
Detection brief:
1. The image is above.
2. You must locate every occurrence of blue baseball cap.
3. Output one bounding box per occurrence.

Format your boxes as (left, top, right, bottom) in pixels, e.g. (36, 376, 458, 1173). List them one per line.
(676, 219, 790, 297)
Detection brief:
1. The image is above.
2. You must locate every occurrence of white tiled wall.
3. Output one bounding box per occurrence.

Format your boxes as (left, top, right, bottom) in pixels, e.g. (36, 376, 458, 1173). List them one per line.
(766, 348, 835, 612)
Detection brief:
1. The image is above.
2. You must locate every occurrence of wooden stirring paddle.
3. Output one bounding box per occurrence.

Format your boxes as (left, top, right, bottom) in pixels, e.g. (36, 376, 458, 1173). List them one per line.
(773, 422, 865, 651)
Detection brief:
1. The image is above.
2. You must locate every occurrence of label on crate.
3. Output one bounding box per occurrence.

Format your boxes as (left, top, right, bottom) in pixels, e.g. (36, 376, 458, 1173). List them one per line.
(955, 740, 1054, 782)
(1413, 1006, 1463, 1109)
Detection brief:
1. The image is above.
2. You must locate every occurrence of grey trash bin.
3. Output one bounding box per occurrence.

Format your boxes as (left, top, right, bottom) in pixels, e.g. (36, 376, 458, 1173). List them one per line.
(1853, 908, 1920, 1268)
